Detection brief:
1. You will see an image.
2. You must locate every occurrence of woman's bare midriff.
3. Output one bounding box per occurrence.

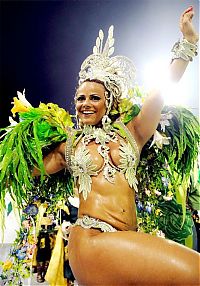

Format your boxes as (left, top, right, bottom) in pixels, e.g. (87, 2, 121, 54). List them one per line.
(78, 171, 138, 231)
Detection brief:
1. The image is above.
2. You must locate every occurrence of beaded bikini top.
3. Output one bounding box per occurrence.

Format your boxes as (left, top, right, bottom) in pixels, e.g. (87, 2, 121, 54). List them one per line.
(65, 120, 140, 200)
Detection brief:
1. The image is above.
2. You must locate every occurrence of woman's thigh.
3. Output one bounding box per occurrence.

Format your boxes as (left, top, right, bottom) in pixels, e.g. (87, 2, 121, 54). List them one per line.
(69, 227, 200, 285)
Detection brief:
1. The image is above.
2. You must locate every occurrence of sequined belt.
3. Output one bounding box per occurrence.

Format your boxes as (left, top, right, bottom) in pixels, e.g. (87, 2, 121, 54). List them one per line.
(74, 215, 117, 232)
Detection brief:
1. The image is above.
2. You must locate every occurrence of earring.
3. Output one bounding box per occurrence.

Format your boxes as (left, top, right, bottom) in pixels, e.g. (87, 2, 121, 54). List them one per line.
(102, 114, 112, 132)
(75, 111, 83, 129)
(105, 91, 113, 116)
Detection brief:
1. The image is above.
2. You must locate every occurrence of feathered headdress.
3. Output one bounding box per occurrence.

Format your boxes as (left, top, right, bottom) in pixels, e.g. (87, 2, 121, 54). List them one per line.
(78, 26, 136, 113)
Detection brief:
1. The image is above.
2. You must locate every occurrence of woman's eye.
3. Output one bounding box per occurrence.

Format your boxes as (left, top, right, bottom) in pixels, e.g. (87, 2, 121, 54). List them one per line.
(76, 95, 85, 102)
(91, 95, 101, 101)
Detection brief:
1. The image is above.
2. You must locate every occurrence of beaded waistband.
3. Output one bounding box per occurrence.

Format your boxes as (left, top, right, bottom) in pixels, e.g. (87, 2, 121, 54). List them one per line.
(74, 215, 117, 232)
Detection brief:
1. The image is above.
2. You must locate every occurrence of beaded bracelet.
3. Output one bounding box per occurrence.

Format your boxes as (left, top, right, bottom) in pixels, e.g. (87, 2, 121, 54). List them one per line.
(171, 38, 198, 61)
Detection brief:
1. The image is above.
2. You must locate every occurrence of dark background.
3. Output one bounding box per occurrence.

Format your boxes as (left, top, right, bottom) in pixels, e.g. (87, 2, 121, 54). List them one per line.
(0, 0, 199, 128)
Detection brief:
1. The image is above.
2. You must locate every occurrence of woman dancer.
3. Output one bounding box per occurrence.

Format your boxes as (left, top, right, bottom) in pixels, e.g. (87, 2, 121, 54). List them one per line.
(32, 7, 199, 285)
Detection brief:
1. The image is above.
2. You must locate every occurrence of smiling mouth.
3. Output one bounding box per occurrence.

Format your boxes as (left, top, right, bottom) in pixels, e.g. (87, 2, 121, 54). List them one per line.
(81, 111, 95, 115)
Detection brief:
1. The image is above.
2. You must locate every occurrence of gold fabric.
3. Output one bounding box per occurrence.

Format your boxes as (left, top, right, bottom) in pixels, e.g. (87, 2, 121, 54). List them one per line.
(45, 227, 67, 286)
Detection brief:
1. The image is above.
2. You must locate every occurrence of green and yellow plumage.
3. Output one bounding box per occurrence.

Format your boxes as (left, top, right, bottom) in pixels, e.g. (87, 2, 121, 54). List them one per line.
(0, 88, 199, 247)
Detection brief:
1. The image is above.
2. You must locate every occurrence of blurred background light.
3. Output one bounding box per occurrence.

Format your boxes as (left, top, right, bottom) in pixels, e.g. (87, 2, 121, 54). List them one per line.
(142, 57, 199, 113)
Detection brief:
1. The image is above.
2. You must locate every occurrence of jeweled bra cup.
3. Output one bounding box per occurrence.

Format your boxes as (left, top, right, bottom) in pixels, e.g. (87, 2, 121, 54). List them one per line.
(65, 121, 140, 200)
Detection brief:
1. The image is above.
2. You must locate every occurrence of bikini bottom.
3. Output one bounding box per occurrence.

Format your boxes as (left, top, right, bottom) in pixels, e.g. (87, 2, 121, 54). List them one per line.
(74, 215, 117, 232)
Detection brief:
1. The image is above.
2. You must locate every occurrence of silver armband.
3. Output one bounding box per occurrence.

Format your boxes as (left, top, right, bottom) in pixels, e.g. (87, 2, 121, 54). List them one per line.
(171, 38, 198, 62)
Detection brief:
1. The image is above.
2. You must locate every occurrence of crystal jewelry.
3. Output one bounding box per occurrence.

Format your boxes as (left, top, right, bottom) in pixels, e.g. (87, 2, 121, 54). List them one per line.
(74, 215, 117, 232)
(82, 124, 119, 185)
(65, 127, 76, 174)
(70, 145, 98, 200)
(171, 38, 198, 62)
(116, 120, 140, 190)
(70, 121, 140, 200)
(101, 114, 112, 132)
(78, 26, 136, 114)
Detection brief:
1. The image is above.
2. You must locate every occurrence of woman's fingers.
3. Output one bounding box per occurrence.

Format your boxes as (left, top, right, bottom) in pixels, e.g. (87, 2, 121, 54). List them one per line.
(179, 6, 198, 43)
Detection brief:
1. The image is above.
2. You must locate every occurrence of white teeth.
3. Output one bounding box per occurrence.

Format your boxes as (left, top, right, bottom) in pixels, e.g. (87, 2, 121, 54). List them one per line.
(82, 111, 94, 114)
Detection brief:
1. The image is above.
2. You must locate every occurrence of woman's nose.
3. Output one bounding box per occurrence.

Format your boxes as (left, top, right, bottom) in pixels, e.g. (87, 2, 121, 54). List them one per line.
(82, 98, 91, 106)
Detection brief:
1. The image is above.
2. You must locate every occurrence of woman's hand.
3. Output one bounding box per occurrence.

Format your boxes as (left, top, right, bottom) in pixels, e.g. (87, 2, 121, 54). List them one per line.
(180, 6, 199, 44)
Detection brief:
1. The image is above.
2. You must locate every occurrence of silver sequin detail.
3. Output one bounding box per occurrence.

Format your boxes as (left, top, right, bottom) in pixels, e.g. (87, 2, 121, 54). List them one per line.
(74, 215, 117, 232)
(70, 121, 140, 200)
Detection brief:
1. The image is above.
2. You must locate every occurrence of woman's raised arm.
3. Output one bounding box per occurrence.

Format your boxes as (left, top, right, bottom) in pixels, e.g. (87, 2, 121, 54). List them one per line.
(128, 6, 198, 148)
(169, 6, 198, 81)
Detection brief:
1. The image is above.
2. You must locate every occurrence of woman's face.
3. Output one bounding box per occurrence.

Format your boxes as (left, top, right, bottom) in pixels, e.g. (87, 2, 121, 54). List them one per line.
(75, 81, 107, 126)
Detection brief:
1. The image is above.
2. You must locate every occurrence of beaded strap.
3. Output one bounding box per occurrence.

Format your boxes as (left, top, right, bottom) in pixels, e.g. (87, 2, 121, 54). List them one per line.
(115, 120, 140, 164)
(65, 127, 75, 174)
(74, 215, 117, 232)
